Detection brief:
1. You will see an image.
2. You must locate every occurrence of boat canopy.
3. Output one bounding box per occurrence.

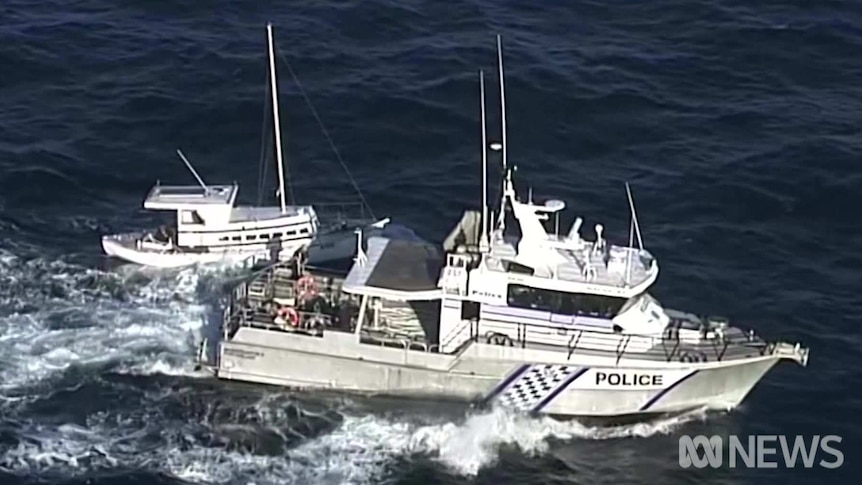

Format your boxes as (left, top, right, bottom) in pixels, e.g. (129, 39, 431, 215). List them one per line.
(342, 237, 444, 301)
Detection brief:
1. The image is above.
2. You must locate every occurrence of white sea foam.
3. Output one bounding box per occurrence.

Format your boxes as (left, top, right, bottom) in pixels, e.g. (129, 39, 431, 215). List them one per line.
(0, 249, 233, 389)
(1, 396, 707, 484)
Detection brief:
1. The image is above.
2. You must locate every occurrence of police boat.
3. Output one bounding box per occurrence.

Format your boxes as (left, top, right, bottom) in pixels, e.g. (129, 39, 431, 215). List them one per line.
(196, 36, 809, 420)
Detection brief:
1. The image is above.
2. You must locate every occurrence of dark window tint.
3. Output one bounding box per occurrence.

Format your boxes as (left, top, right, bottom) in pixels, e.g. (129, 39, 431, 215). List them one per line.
(506, 284, 625, 318)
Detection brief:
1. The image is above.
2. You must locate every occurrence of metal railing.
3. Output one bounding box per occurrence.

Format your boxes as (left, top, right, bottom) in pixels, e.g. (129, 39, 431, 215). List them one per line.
(360, 334, 439, 353)
(224, 268, 447, 353)
(224, 263, 775, 364)
(445, 317, 771, 364)
(226, 296, 445, 353)
(226, 302, 338, 334)
(311, 201, 371, 227)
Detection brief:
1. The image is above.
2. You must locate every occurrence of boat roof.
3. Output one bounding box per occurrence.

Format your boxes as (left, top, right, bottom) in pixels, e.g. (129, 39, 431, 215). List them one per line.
(342, 237, 444, 300)
(144, 184, 238, 210)
(471, 172, 658, 297)
(484, 233, 655, 290)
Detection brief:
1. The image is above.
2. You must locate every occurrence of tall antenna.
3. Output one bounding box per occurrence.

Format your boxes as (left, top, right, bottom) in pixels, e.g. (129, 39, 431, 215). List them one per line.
(495, 35, 509, 231)
(626, 192, 635, 284)
(625, 182, 644, 250)
(176, 149, 209, 193)
(266, 23, 288, 213)
(480, 70, 489, 251)
(497, 35, 507, 171)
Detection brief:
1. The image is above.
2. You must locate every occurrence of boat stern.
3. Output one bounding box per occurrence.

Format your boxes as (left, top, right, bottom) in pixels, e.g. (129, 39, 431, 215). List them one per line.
(101, 232, 140, 258)
(100, 231, 204, 268)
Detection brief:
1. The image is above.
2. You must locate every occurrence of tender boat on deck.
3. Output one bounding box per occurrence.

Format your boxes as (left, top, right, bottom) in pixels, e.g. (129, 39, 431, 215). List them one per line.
(196, 37, 809, 419)
(102, 23, 388, 269)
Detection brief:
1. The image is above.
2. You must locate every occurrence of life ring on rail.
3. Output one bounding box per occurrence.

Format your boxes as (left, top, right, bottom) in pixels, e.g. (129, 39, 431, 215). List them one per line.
(486, 332, 514, 347)
(679, 351, 708, 364)
(276, 306, 300, 327)
(296, 275, 318, 300)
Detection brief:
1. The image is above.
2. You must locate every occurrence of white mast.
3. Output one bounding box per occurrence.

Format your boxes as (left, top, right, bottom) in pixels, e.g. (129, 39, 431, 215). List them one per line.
(624, 182, 644, 285)
(480, 70, 490, 251)
(266, 23, 288, 213)
(625, 182, 644, 250)
(496, 35, 508, 231)
(497, 35, 507, 172)
(626, 195, 634, 285)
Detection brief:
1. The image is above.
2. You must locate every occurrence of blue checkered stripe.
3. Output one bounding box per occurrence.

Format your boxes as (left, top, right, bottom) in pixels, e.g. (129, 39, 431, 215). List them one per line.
(486, 364, 588, 413)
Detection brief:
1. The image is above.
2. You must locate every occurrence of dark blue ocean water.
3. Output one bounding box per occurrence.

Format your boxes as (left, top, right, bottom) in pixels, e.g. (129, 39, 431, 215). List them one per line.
(1, 0, 860, 483)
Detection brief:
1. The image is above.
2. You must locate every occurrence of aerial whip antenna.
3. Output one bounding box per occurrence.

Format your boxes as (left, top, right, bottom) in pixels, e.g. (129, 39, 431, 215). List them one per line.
(480, 70, 490, 251)
(625, 182, 644, 250)
(495, 35, 509, 231)
(176, 149, 209, 193)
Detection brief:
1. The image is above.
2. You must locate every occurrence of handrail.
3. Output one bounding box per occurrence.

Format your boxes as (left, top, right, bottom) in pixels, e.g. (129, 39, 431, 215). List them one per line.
(227, 282, 448, 352)
(440, 318, 474, 351)
(660, 336, 681, 362)
(615, 335, 631, 365)
(226, 262, 767, 362)
(475, 317, 768, 364)
(312, 201, 366, 209)
(308, 201, 368, 223)
(226, 275, 768, 363)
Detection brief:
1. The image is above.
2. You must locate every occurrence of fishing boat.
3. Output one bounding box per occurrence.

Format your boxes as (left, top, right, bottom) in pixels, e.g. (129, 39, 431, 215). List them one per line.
(101, 24, 391, 269)
(196, 37, 809, 420)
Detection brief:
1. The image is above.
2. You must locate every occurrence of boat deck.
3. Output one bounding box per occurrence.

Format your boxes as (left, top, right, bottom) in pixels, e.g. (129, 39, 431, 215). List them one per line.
(223, 261, 440, 352)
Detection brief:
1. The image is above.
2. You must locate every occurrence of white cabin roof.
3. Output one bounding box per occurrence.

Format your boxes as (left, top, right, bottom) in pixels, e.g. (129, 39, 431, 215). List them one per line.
(483, 232, 656, 292)
(144, 184, 238, 210)
(469, 171, 659, 297)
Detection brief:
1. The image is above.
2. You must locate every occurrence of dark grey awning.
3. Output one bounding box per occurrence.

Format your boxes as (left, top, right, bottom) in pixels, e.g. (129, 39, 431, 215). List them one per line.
(343, 237, 444, 300)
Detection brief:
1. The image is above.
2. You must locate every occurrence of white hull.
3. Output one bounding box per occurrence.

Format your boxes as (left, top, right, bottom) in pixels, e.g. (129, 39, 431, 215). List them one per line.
(102, 220, 404, 269)
(209, 327, 787, 418)
(101, 233, 309, 269)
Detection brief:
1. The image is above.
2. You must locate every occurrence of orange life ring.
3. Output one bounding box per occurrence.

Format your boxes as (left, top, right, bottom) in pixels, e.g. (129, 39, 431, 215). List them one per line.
(296, 275, 318, 299)
(276, 306, 299, 327)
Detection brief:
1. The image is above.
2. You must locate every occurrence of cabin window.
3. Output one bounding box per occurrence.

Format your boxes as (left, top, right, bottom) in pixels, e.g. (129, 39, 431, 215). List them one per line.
(218, 236, 229, 242)
(246, 235, 257, 241)
(503, 260, 535, 276)
(259, 234, 269, 240)
(231, 236, 241, 241)
(272, 232, 282, 238)
(508, 284, 555, 312)
(299, 227, 309, 235)
(286, 230, 296, 236)
(181, 210, 204, 225)
(506, 284, 626, 318)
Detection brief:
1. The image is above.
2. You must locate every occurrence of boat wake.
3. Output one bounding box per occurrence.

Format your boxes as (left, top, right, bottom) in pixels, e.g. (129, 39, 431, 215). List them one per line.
(0, 247, 238, 392)
(0, 373, 709, 484)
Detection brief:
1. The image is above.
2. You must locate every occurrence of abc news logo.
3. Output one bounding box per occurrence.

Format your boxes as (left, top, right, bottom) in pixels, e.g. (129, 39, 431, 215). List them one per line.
(679, 435, 843, 469)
